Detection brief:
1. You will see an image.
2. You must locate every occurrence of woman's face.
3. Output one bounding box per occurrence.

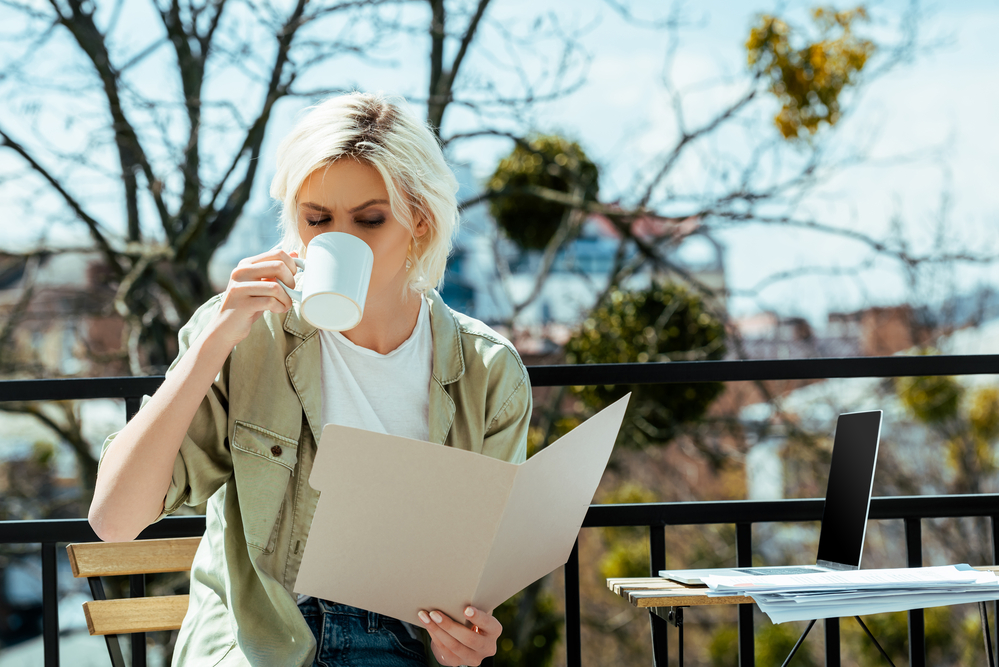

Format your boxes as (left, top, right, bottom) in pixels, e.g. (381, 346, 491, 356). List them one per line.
(296, 159, 426, 303)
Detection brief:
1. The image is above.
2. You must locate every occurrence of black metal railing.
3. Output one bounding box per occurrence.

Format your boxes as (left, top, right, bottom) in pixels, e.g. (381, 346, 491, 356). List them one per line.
(3, 354, 999, 666)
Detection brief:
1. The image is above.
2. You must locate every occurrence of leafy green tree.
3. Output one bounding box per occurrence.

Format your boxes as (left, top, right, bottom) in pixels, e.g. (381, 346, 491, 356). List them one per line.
(564, 282, 726, 447)
(487, 134, 599, 250)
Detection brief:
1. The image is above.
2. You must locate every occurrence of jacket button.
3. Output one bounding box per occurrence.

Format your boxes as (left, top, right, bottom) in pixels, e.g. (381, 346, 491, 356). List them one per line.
(271, 445, 283, 457)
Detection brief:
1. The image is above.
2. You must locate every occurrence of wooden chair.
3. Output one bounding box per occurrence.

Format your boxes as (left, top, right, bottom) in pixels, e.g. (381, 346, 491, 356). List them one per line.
(66, 537, 201, 667)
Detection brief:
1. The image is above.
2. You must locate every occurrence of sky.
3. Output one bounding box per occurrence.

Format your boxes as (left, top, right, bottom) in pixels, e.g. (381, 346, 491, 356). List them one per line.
(1, 0, 997, 327)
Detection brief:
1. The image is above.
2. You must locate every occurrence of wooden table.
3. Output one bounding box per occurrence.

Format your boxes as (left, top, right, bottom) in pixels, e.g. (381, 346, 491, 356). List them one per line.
(608, 569, 999, 667)
(607, 576, 748, 666)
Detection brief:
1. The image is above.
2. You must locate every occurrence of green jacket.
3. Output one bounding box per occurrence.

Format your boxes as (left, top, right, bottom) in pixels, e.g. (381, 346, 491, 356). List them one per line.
(100, 290, 531, 666)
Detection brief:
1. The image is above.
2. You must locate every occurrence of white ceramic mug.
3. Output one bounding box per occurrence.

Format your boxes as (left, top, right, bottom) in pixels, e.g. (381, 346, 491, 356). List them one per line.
(280, 232, 374, 331)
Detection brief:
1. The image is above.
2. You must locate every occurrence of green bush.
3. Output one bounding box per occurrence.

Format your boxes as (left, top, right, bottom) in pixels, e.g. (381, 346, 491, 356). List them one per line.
(487, 135, 599, 250)
(564, 282, 726, 447)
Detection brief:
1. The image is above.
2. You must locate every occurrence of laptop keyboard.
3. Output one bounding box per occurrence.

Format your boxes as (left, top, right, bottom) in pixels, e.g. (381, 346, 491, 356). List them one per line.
(734, 567, 821, 576)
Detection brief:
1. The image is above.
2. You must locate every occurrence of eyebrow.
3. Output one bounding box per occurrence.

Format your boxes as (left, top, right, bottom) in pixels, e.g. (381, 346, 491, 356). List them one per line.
(300, 199, 389, 214)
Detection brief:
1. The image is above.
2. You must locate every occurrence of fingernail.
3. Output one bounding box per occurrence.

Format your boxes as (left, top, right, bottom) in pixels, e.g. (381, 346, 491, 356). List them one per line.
(429, 611, 443, 623)
(464, 607, 475, 618)
(418, 611, 430, 624)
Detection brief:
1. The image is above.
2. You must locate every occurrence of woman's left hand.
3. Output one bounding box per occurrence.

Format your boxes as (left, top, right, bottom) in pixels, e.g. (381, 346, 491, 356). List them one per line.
(417, 605, 501, 666)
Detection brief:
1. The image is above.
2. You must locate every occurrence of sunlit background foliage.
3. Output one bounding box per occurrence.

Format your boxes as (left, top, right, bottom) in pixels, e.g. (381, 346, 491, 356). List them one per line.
(747, 6, 875, 139)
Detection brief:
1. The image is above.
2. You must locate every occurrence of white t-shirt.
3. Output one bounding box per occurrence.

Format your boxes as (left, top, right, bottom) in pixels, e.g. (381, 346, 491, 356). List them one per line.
(298, 294, 432, 640)
(318, 294, 433, 440)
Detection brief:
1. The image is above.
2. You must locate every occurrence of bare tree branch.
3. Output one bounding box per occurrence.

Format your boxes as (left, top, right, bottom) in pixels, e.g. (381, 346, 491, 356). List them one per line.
(50, 0, 171, 238)
(0, 127, 123, 275)
(184, 0, 309, 256)
(426, 0, 494, 133)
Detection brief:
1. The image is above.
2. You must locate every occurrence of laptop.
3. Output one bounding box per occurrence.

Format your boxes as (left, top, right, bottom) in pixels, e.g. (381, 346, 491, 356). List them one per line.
(660, 409, 883, 585)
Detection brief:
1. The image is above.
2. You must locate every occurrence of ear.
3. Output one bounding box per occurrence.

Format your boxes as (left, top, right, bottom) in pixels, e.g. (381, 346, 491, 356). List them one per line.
(414, 216, 430, 239)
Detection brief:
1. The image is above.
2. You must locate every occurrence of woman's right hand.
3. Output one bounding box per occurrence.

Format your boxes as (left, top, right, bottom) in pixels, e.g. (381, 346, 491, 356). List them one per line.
(208, 249, 299, 349)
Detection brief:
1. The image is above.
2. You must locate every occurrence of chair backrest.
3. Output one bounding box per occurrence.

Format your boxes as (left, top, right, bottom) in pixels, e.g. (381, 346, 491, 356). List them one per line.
(66, 536, 201, 666)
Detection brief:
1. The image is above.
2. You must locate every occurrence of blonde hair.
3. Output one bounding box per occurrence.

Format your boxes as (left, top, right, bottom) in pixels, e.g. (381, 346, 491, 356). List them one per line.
(269, 92, 459, 292)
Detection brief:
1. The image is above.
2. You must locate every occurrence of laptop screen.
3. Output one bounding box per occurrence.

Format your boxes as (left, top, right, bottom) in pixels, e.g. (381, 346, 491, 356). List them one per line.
(814, 410, 882, 568)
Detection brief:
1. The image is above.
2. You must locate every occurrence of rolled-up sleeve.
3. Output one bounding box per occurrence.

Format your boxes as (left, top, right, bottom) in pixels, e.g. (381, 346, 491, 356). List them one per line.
(97, 295, 233, 521)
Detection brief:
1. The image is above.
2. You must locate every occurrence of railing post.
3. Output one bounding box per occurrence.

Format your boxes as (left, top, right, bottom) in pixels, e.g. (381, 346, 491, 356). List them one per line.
(125, 395, 142, 422)
(42, 541, 59, 667)
(906, 517, 925, 667)
(992, 515, 998, 660)
(736, 522, 754, 667)
(648, 525, 669, 666)
(649, 524, 665, 575)
(131, 573, 147, 667)
(564, 538, 581, 667)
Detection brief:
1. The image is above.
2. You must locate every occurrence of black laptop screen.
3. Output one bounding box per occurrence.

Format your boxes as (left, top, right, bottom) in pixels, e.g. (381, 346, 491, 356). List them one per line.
(814, 410, 882, 568)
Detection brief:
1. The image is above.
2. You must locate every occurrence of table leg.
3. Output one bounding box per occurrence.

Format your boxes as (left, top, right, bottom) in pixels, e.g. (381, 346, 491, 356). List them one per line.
(650, 607, 686, 667)
(981, 601, 996, 667)
(780, 618, 816, 667)
(650, 608, 670, 667)
(854, 616, 897, 667)
(669, 607, 683, 666)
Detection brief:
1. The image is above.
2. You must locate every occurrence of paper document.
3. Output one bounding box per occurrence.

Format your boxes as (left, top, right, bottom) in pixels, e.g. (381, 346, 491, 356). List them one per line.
(701, 565, 999, 623)
(702, 565, 989, 591)
(294, 394, 630, 623)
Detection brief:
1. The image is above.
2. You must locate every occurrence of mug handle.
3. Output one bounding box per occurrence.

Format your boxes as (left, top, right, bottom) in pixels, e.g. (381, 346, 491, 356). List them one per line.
(279, 257, 306, 301)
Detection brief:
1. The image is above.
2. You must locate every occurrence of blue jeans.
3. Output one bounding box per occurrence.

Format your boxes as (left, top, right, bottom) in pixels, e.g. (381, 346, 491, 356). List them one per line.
(300, 598, 428, 667)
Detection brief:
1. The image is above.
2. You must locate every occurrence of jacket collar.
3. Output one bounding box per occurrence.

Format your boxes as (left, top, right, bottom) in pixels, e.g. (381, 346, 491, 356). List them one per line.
(282, 299, 316, 340)
(425, 289, 464, 386)
(281, 302, 321, 446)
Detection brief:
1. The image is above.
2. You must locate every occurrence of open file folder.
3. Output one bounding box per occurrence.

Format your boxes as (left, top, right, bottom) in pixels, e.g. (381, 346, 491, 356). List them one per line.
(294, 394, 630, 623)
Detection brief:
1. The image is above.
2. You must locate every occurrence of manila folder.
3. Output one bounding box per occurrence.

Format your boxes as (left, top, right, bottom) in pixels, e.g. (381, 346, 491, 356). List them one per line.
(293, 393, 630, 624)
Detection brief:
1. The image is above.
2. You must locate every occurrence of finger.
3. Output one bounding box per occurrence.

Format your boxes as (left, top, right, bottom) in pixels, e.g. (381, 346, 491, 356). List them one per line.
(245, 247, 295, 267)
(274, 250, 300, 278)
(462, 607, 501, 637)
(239, 249, 299, 283)
(429, 639, 464, 667)
(423, 609, 488, 648)
(231, 259, 298, 288)
(225, 281, 293, 313)
(418, 610, 485, 661)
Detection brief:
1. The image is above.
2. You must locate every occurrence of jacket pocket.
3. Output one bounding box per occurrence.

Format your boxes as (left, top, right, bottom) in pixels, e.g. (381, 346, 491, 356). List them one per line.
(230, 421, 299, 552)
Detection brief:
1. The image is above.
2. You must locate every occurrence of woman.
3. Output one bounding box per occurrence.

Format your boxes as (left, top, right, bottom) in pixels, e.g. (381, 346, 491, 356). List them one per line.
(89, 92, 532, 667)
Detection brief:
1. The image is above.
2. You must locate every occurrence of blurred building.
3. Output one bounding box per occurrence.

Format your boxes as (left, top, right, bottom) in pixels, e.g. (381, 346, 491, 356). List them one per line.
(731, 305, 942, 360)
(0, 251, 125, 378)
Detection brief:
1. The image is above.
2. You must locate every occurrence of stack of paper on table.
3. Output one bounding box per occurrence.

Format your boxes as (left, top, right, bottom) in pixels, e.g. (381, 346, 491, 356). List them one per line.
(294, 394, 630, 624)
(702, 565, 999, 623)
